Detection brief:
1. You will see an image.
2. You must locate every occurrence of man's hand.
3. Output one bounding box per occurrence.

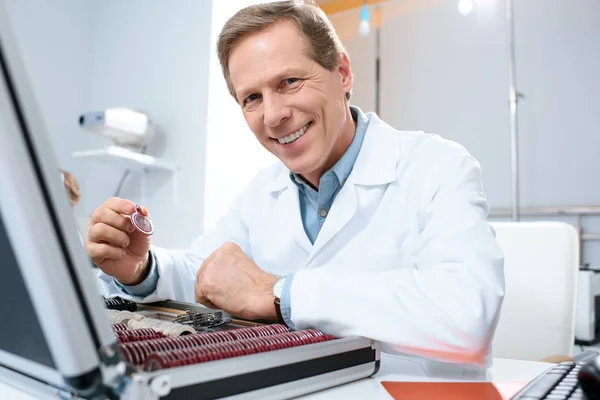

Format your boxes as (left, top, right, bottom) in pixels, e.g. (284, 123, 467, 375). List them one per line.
(195, 242, 278, 320)
(85, 197, 152, 285)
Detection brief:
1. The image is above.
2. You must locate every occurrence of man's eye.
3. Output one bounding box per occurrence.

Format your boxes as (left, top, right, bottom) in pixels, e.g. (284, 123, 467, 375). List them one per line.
(286, 78, 299, 85)
(245, 93, 260, 103)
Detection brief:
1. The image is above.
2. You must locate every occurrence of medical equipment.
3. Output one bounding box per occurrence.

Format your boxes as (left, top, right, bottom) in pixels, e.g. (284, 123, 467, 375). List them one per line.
(173, 309, 232, 331)
(103, 296, 138, 312)
(576, 269, 600, 345)
(79, 107, 155, 149)
(129, 204, 154, 236)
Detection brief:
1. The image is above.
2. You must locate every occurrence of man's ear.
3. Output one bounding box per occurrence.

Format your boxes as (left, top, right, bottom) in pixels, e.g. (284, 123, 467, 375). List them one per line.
(338, 53, 353, 95)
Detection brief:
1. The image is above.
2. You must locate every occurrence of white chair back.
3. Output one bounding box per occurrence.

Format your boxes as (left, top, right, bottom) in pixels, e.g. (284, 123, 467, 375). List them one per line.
(491, 221, 579, 361)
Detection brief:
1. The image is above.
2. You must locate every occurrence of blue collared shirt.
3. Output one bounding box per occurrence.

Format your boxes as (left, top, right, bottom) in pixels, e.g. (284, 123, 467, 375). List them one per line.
(117, 106, 370, 330)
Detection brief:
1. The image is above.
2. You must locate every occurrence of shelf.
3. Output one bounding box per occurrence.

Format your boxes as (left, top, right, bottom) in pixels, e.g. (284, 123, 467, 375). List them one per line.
(72, 146, 178, 173)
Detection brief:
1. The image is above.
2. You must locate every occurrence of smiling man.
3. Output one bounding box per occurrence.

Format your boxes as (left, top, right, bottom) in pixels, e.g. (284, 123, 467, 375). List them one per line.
(90, 0, 505, 375)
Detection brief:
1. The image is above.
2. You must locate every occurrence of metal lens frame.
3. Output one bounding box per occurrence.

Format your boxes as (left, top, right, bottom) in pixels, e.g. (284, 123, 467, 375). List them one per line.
(130, 206, 154, 235)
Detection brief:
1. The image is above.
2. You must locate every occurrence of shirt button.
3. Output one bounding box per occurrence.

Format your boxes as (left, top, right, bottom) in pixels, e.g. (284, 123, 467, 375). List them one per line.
(319, 209, 328, 218)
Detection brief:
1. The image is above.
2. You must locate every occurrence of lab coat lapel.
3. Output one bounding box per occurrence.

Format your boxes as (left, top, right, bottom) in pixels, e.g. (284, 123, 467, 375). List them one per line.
(309, 112, 400, 261)
(272, 182, 313, 255)
(310, 180, 358, 256)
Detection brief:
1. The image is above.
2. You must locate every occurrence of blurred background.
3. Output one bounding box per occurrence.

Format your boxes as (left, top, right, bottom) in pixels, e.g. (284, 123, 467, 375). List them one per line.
(3, 1, 599, 350)
(2, 0, 600, 288)
(5, 0, 598, 259)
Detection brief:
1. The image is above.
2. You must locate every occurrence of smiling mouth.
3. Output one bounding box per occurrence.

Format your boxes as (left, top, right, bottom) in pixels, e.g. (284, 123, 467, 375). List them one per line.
(277, 122, 311, 144)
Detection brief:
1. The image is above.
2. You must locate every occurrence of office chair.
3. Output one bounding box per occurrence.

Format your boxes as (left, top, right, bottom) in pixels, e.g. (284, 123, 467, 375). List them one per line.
(490, 221, 579, 361)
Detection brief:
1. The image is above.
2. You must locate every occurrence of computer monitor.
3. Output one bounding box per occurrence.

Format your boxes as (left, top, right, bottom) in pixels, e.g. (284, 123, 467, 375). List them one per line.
(0, 2, 122, 397)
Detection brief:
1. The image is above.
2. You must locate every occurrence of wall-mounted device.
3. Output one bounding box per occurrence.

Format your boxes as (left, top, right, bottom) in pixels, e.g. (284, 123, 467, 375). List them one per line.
(79, 107, 155, 148)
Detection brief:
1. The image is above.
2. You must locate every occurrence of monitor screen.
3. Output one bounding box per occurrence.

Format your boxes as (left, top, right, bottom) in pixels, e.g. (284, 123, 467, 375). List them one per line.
(0, 214, 56, 369)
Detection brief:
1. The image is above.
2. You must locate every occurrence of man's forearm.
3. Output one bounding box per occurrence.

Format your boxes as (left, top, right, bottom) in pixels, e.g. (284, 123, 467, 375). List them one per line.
(290, 265, 503, 365)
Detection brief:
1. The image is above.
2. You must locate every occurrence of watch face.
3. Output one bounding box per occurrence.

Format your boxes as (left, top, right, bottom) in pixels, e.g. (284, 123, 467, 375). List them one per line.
(130, 205, 154, 235)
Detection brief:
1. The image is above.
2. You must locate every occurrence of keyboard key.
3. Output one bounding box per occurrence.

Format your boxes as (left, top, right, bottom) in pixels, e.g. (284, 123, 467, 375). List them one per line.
(561, 378, 578, 383)
(512, 361, 589, 399)
(519, 374, 567, 397)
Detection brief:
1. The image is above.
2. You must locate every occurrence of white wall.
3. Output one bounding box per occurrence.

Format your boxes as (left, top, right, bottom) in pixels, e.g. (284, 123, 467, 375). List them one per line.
(328, 10, 377, 113)
(515, 0, 600, 207)
(203, 0, 278, 232)
(5, 0, 276, 246)
(88, 0, 213, 248)
(336, 0, 600, 264)
(5, 1, 215, 248)
(351, 0, 512, 207)
(4, 0, 93, 206)
(9, 1, 598, 262)
(513, 0, 600, 265)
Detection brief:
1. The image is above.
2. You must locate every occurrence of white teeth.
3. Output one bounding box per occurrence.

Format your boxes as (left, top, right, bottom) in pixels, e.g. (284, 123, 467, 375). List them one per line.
(278, 123, 309, 144)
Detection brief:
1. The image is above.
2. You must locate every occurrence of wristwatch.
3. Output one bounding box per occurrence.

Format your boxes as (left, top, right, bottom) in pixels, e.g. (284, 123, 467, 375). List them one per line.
(272, 276, 286, 325)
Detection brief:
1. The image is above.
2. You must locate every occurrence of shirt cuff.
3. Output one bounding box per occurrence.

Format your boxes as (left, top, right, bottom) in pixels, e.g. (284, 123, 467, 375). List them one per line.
(113, 251, 159, 297)
(280, 273, 296, 330)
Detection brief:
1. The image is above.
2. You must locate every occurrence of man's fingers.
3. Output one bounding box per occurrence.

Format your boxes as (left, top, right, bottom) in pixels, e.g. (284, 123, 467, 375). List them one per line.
(86, 242, 125, 262)
(194, 291, 219, 310)
(88, 223, 131, 248)
(194, 289, 209, 306)
(103, 197, 136, 215)
(196, 253, 215, 282)
(90, 207, 135, 233)
(138, 205, 150, 217)
(102, 197, 150, 218)
(195, 265, 218, 309)
(200, 300, 219, 310)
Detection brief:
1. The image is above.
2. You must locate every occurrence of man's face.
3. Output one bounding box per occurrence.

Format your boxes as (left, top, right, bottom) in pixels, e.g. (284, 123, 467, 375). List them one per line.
(228, 20, 353, 183)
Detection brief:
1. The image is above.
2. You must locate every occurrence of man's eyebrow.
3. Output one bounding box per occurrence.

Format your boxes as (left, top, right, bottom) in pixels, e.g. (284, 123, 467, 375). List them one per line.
(236, 68, 305, 100)
(272, 68, 303, 82)
(236, 85, 256, 101)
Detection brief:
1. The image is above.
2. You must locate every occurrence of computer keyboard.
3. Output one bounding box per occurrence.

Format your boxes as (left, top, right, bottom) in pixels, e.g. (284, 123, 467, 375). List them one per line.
(512, 361, 588, 399)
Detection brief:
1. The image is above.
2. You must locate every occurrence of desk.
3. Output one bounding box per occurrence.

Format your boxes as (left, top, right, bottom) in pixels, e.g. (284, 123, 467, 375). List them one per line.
(0, 355, 551, 399)
(297, 354, 552, 399)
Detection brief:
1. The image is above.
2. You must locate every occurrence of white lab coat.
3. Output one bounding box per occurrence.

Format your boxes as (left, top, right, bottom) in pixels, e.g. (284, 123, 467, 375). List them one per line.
(99, 112, 505, 378)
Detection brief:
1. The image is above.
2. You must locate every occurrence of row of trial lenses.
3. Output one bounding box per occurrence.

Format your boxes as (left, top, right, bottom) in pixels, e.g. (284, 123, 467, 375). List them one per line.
(112, 323, 128, 332)
(116, 328, 166, 343)
(125, 329, 328, 367)
(142, 330, 334, 371)
(128, 317, 196, 337)
(120, 324, 294, 365)
(107, 310, 145, 324)
(218, 324, 289, 340)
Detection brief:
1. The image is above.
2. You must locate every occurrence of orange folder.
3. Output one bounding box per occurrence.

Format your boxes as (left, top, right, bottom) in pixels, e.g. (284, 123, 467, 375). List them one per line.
(381, 381, 528, 400)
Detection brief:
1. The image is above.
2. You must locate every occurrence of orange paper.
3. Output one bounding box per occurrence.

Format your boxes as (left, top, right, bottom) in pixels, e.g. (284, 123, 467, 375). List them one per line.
(381, 381, 528, 400)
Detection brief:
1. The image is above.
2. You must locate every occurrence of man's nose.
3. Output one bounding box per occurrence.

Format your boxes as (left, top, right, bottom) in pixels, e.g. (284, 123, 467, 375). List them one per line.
(263, 94, 291, 128)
